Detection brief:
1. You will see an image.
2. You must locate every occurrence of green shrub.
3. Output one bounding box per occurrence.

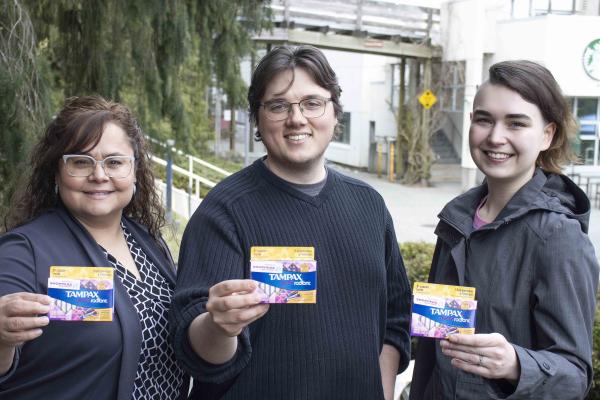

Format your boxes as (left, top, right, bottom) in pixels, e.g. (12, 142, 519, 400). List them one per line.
(589, 301, 600, 399)
(400, 241, 434, 360)
(400, 241, 434, 288)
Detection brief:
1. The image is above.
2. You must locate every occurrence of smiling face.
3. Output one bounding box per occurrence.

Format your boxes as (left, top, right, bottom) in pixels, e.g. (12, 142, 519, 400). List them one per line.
(469, 83, 555, 192)
(56, 122, 136, 228)
(257, 67, 337, 183)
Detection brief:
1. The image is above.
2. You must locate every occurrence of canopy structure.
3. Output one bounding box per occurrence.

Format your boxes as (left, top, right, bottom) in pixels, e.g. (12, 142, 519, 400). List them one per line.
(253, 0, 441, 58)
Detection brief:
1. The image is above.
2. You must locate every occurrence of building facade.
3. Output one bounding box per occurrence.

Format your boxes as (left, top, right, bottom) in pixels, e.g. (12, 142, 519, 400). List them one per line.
(440, 0, 600, 188)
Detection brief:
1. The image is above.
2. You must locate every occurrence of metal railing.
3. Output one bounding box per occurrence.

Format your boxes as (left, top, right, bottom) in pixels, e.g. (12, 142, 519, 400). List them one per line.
(146, 136, 232, 218)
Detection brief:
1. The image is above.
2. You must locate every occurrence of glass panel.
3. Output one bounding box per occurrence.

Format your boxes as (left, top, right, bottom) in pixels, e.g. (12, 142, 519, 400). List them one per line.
(571, 133, 581, 156)
(532, 0, 550, 15)
(550, 0, 574, 13)
(455, 86, 464, 112)
(579, 139, 596, 165)
(335, 112, 351, 144)
(580, 123, 597, 136)
(440, 87, 452, 111)
(577, 98, 598, 120)
(511, 0, 530, 18)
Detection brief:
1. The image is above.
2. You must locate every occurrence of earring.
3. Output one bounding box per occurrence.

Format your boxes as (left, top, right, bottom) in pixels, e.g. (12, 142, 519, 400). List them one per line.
(54, 183, 58, 195)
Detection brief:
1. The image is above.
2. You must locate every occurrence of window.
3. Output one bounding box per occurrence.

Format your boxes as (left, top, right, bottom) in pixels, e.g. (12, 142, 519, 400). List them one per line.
(390, 62, 410, 110)
(572, 97, 600, 165)
(335, 112, 351, 144)
(439, 62, 465, 113)
(511, 0, 576, 17)
(577, 98, 598, 120)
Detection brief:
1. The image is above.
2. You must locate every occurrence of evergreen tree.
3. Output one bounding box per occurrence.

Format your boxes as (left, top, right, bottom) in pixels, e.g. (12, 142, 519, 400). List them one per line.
(192, 0, 271, 151)
(0, 0, 272, 216)
(0, 0, 51, 211)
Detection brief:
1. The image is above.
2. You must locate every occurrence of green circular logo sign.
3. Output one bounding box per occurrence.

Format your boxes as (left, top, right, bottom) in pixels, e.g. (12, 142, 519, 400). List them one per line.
(583, 38, 600, 81)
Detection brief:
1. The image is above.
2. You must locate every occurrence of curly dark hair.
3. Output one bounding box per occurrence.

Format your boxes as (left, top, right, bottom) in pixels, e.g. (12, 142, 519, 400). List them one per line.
(247, 45, 343, 140)
(5, 95, 165, 237)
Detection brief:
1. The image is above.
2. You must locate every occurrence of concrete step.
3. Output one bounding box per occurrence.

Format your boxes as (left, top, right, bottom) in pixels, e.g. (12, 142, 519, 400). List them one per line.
(430, 130, 460, 164)
(430, 163, 461, 183)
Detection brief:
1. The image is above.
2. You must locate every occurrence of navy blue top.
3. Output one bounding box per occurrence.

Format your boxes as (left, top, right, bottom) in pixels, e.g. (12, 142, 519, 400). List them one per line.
(170, 159, 411, 400)
(0, 206, 188, 400)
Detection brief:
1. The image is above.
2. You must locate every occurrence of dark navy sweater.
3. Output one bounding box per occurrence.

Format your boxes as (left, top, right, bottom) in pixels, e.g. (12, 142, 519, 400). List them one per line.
(170, 159, 411, 400)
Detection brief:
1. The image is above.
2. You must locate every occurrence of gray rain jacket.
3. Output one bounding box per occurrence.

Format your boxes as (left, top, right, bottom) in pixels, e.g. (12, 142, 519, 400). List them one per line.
(411, 169, 599, 399)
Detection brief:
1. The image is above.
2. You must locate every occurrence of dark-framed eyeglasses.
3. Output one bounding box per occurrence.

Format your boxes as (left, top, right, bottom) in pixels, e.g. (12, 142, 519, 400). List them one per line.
(62, 154, 135, 179)
(260, 97, 332, 121)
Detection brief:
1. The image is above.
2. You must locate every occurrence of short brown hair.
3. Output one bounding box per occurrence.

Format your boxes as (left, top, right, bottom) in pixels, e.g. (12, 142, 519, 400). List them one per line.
(248, 45, 342, 140)
(487, 60, 577, 174)
(5, 96, 165, 237)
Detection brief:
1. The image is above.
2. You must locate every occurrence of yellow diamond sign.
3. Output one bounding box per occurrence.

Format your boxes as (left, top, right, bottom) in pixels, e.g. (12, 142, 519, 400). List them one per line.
(418, 90, 437, 109)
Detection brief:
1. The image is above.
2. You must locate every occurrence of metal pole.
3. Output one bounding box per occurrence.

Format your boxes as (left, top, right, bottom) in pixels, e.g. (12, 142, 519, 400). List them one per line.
(166, 139, 175, 222)
(188, 155, 193, 219)
(377, 142, 382, 178)
(388, 141, 395, 182)
(244, 111, 250, 167)
(214, 90, 222, 157)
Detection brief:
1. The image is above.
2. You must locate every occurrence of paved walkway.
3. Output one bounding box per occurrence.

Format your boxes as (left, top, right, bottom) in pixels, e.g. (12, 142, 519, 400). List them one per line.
(332, 165, 600, 256)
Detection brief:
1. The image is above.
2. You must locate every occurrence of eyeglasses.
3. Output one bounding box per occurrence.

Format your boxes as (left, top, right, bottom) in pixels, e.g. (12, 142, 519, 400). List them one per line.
(62, 155, 135, 179)
(260, 97, 332, 121)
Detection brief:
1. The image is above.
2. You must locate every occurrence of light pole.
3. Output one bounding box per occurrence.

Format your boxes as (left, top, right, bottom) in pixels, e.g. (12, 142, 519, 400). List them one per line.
(166, 139, 175, 222)
(214, 89, 222, 157)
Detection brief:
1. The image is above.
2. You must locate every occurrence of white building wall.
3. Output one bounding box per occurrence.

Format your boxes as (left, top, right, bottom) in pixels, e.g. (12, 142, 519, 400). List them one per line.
(324, 49, 369, 168)
(494, 15, 600, 95)
(323, 49, 399, 169)
(442, 0, 600, 184)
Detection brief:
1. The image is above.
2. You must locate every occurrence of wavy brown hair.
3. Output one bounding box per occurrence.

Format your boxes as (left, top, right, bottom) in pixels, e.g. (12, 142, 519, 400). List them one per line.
(487, 60, 578, 174)
(5, 96, 165, 237)
(248, 45, 343, 140)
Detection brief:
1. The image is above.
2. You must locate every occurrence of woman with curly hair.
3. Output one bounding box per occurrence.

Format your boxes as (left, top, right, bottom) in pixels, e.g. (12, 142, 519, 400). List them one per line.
(0, 96, 188, 399)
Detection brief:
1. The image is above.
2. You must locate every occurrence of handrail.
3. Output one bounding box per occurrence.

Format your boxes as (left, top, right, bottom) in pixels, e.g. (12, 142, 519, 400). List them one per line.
(151, 155, 216, 188)
(151, 154, 218, 200)
(145, 136, 231, 178)
(189, 155, 231, 177)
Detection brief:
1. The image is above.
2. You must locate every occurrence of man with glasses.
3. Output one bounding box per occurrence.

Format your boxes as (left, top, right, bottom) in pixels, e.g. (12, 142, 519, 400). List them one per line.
(171, 45, 411, 400)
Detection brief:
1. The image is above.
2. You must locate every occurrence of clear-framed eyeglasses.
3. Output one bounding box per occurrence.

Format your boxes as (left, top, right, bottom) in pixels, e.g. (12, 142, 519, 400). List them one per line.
(260, 96, 332, 121)
(62, 154, 135, 179)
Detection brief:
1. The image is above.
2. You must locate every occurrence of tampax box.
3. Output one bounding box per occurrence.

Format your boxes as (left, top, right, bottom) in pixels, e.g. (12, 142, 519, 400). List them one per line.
(410, 282, 477, 339)
(250, 246, 316, 304)
(47, 266, 114, 321)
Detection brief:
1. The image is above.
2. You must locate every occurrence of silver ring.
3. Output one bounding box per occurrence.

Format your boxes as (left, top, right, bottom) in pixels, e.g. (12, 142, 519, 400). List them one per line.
(478, 354, 484, 367)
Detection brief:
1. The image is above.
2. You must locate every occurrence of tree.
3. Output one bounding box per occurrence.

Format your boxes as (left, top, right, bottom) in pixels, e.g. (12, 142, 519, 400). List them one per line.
(191, 1, 271, 152)
(0, 0, 51, 210)
(0, 0, 272, 215)
(394, 57, 443, 185)
(25, 0, 193, 145)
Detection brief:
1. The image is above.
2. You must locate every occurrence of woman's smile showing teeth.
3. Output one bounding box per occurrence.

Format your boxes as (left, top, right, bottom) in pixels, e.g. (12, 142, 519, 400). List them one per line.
(485, 151, 512, 160)
(84, 190, 113, 199)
